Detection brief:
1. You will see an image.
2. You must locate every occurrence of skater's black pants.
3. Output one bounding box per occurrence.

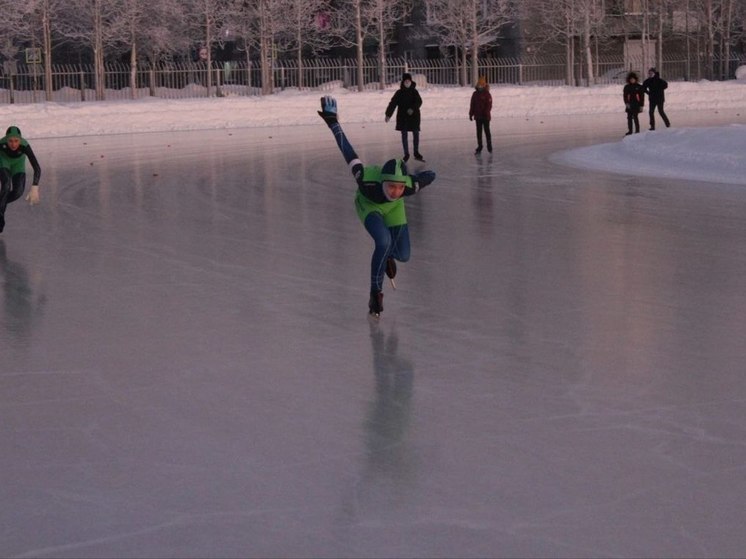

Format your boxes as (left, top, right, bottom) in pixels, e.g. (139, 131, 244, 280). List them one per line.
(626, 109, 640, 134)
(475, 119, 492, 150)
(0, 170, 26, 218)
(648, 101, 670, 129)
(400, 130, 420, 156)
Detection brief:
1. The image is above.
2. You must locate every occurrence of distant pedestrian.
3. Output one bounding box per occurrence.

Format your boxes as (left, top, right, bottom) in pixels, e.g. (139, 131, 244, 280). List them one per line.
(623, 72, 645, 135)
(469, 76, 492, 155)
(0, 126, 41, 233)
(642, 68, 671, 130)
(385, 72, 424, 162)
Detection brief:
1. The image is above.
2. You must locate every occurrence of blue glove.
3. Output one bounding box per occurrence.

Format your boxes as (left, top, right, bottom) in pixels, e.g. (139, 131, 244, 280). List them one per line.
(318, 96, 338, 125)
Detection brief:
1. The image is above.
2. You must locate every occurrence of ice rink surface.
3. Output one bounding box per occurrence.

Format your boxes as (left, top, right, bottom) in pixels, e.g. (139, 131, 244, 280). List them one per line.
(3, 111, 746, 557)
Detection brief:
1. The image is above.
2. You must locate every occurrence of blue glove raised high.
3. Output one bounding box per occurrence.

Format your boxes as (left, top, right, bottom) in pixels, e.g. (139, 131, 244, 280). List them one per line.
(318, 96, 338, 125)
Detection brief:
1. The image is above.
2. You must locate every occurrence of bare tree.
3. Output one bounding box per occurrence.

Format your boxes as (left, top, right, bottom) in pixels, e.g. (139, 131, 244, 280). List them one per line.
(185, 0, 232, 95)
(13, 0, 63, 101)
(228, 0, 287, 95)
(55, 0, 124, 100)
(112, 0, 188, 98)
(277, 0, 336, 89)
(327, 0, 371, 92)
(522, 0, 606, 86)
(424, 0, 516, 86)
(366, 0, 413, 90)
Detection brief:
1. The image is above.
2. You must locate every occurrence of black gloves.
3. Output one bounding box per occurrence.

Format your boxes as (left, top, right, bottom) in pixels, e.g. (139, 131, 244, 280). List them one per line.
(318, 95, 338, 125)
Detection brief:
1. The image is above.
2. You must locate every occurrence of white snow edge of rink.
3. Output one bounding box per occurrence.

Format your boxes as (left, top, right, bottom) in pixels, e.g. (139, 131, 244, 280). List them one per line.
(2, 79, 746, 186)
(1, 79, 745, 138)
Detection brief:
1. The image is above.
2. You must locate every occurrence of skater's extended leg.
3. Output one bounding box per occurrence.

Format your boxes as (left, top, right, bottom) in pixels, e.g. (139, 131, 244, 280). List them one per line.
(364, 212, 394, 293)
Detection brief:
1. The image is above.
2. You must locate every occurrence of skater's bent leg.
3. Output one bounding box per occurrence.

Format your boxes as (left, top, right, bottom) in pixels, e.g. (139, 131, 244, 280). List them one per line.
(0, 169, 12, 217)
(649, 105, 656, 128)
(476, 121, 483, 148)
(388, 224, 410, 263)
(412, 130, 420, 154)
(483, 121, 492, 150)
(364, 212, 393, 292)
(7, 174, 26, 204)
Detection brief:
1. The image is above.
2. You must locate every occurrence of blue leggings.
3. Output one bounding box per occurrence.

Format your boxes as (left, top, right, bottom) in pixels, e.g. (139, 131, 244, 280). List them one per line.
(401, 130, 420, 156)
(364, 213, 410, 292)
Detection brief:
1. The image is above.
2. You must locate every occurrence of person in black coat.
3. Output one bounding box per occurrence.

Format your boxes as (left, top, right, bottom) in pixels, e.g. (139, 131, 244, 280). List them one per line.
(623, 72, 645, 135)
(385, 73, 424, 162)
(642, 68, 671, 130)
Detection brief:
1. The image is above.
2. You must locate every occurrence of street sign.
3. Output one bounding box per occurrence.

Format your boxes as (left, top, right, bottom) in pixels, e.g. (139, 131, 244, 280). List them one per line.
(25, 48, 42, 64)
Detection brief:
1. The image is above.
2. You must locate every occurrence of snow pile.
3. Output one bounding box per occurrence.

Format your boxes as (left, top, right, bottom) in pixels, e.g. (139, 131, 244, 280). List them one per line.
(554, 124, 746, 186)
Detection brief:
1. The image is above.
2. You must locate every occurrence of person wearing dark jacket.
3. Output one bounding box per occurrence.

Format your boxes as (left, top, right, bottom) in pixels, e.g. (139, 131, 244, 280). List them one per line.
(319, 96, 436, 317)
(642, 68, 671, 130)
(385, 73, 424, 162)
(0, 126, 42, 233)
(469, 76, 493, 154)
(623, 72, 645, 135)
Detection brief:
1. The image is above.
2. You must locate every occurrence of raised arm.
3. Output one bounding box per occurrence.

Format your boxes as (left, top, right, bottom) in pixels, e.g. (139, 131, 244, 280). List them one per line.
(318, 96, 363, 180)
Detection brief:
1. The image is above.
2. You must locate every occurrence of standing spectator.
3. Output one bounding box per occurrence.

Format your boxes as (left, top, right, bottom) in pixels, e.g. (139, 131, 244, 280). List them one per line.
(623, 72, 645, 136)
(469, 76, 493, 155)
(0, 126, 41, 233)
(642, 68, 671, 130)
(385, 73, 424, 162)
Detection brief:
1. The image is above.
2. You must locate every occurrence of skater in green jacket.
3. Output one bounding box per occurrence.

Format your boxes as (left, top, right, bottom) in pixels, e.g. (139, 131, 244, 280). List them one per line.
(0, 126, 42, 233)
(318, 96, 437, 317)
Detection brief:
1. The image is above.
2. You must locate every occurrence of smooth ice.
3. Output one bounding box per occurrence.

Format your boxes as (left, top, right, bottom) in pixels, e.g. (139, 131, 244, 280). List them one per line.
(3, 111, 746, 558)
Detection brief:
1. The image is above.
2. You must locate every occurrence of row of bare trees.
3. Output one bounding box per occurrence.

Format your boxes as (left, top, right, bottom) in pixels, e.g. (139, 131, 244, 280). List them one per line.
(0, 0, 744, 101)
(522, 0, 746, 84)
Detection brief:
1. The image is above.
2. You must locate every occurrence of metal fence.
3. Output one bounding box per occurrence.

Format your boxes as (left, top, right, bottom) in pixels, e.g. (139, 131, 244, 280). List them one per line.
(1, 53, 744, 104)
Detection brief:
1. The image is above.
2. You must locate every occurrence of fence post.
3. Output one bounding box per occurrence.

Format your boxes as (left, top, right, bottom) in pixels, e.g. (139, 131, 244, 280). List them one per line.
(9, 74, 15, 104)
(215, 67, 222, 97)
(79, 69, 85, 101)
(519, 63, 523, 85)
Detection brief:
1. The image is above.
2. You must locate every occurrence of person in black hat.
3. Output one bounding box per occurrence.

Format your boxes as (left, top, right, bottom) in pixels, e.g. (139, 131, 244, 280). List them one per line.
(385, 72, 424, 162)
(0, 126, 42, 233)
(623, 72, 645, 135)
(642, 68, 671, 130)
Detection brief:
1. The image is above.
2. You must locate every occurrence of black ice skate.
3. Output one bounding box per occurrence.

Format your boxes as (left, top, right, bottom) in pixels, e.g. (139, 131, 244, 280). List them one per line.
(385, 257, 397, 289)
(368, 290, 384, 317)
(413, 152, 425, 162)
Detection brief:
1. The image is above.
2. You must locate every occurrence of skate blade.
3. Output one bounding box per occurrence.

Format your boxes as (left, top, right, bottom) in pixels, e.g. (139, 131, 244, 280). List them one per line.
(368, 311, 381, 321)
(389, 277, 397, 290)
